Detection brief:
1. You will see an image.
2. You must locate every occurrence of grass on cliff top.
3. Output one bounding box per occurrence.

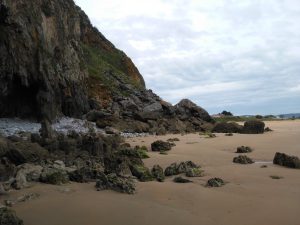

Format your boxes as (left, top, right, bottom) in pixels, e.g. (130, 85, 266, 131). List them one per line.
(81, 44, 143, 96)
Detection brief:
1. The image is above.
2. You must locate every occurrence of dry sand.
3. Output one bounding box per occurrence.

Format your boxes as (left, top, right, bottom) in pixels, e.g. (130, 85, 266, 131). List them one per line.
(4, 120, 300, 225)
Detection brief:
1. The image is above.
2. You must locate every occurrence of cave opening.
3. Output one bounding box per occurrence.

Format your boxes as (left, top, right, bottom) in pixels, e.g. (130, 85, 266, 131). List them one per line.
(0, 77, 41, 121)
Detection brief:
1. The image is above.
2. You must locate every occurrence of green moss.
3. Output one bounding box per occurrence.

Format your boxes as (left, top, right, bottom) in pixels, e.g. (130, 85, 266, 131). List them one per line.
(81, 44, 143, 96)
(45, 171, 69, 185)
(131, 165, 153, 182)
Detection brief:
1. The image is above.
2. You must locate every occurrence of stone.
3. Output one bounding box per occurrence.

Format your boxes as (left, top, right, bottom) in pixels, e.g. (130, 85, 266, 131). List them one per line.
(233, 155, 254, 164)
(173, 176, 192, 183)
(53, 160, 65, 170)
(130, 165, 153, 182)
(177, 161, 199, 174)
(13, 164, 43, 189)
(167, 138, 180, 142)
(0, 207, 23, 225)
(164, 163, 178, 176)
(236, 146, 253, 153)
(151, 140, 172, 152)
(96, 173, 135, 194)
(212, 122, 243, 133)
(151, 165, 165, 182)
(206, 178, 225, 187)
(242, 120, 265, 134)
(186, 168, 204, 177)
(264, 127, 273, 132)
(273, 152, 300, 169)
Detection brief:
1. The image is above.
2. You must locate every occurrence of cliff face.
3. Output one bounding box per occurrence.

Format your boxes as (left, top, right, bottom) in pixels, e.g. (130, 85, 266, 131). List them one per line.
(0, 0, 214, 133)
(0, 0, 145, 120)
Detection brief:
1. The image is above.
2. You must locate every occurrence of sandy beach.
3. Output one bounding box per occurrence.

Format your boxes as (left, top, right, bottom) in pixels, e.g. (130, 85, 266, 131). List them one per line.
(5, 120, 300, 225)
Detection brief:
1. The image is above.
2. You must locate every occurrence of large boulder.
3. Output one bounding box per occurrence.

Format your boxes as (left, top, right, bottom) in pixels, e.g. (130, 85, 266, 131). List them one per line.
(242, 120, 265, 134)
(175, 99, 213, 122)
(212, 122, 243, 133)
(273, 152, 300, 169)
(151, 140, 172, 152)
(0, 207, 23, 225)
(96, 173, 135, 194)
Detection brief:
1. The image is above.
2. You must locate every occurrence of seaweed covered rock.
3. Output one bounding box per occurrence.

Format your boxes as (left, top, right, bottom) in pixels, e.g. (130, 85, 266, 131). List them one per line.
(273, 152, 300, 169)
(173, 176, 192, 183)
(96, 173, 135, 194)
(40, 168, 69, 185)
(69, 165, 105, 183)
(233, 155, 254, 164)
(164, 163, 178, 176)
(151, 140, 172, 152)
(0, 207, 23, 225)
(186, 168, 203, 177)
(236, 146, 253, 153)
(242, 120, 265, 134)
(212, 122, 243, 133)
(151, 165, 165, 182)
(206, 178, 225, 187)
(164, 161, 200, 176)
(130, 165, 153, 182)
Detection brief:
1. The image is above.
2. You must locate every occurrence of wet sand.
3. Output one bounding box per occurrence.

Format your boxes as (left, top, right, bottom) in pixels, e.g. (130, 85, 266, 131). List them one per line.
(6, 120, 300, 225)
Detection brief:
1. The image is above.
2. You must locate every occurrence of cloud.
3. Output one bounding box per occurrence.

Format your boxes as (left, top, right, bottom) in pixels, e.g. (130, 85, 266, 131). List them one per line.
(75, 0, 300, 115)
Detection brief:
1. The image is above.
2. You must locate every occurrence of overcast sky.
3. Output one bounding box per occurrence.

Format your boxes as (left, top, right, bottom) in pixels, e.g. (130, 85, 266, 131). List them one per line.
(74, 0, 300, 115)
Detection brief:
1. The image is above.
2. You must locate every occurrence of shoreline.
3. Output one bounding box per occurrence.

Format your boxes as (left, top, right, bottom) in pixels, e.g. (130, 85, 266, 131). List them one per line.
(3, 120, 300, 225)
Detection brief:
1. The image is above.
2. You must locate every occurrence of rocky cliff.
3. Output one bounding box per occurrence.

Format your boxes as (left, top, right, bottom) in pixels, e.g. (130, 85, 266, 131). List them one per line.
(0, 0, 214, 133)
(0, 0, 144, 120)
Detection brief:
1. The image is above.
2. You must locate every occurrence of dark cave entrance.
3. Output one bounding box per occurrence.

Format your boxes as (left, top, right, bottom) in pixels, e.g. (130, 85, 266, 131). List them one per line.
(1, 77, 41, 120)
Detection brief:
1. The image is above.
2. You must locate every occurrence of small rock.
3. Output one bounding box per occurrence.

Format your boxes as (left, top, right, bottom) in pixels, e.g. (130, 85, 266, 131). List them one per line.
(167, 138, 180, 142)
(173, 176, 192, 183)
(225, 133, 233, 136)
(151, 165, 165, 182)
(206, 178, 225, 187)
(233, 155, 254, 164)
(151, 140, 172, 152)
(264, 127, 273, 132)
(261, 165, 268, 168)
(236, 146, 253, 153)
